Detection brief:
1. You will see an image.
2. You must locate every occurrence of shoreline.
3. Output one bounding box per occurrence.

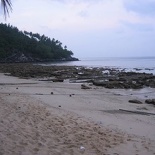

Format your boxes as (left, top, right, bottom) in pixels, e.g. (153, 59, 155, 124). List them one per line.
(0, 72, 155, 154)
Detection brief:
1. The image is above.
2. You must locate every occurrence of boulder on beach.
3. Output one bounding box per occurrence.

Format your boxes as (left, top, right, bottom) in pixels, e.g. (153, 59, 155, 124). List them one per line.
(52, 79, 64, 82)
(128, 99, 143, 104)
(81, 84, 91, 89)
(145, 99, 155, 105)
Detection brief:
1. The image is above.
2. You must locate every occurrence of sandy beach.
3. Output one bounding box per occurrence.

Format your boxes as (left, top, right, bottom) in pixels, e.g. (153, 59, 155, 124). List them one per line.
(0, 72, 155, 155)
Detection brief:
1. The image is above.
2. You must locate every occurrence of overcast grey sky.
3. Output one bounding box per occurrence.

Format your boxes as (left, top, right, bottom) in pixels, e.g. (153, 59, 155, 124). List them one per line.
(1, 0, 155, 58)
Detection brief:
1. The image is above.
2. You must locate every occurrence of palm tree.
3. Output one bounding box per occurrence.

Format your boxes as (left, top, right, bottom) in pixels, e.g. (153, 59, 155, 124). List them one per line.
(1, 0, 12, 18)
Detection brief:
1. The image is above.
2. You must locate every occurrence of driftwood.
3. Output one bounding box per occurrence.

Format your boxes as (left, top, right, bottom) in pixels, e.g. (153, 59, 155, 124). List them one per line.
(119, 109, 155, 116)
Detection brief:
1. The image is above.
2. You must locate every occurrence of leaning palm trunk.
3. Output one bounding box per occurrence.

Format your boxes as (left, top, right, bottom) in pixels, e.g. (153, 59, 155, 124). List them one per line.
(1, 0, 12, 18)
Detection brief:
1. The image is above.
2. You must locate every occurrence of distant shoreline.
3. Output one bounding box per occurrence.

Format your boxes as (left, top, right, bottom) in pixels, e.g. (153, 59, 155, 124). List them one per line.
(0, 57, 79, 64)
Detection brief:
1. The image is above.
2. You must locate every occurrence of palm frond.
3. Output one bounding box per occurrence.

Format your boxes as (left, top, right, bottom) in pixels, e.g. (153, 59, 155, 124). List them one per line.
(1, 0, 12, 18)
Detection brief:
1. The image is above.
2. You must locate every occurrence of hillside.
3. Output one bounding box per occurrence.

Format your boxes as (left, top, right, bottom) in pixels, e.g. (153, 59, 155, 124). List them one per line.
(0, 23, 78, 62)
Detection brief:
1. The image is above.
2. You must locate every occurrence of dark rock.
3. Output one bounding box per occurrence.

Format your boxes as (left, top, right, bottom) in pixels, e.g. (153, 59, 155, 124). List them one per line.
(92, 80, 106, 87)
(51, 92, 54, 95)
(52, 79, 64, 82)
(1, 63, 155, 89)
(134, 68, 142, 71)
(58, 105, 61, 107)
(145, 99, 155, 105)
(129, 99, 143, 104)
(118, 77, 127, 81)
(81, 84, 91, 89)
(0, 51, 79, 63)
(3, 53, 34, 63)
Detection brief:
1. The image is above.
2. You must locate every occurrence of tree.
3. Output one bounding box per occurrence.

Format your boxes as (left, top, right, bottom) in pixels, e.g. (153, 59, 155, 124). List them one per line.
(0, 23, 75, 61)
(1, 0, 12, 18)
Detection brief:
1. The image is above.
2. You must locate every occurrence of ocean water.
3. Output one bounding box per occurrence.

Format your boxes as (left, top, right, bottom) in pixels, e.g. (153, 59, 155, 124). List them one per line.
(40, 57, 155, 74)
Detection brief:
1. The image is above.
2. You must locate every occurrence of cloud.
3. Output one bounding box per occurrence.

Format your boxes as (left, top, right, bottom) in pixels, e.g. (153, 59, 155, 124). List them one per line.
(8, 0, 121, 31)
(1, 0, 155, 57)
(121, 21, 154, 32)
(124, 0, 155, 16)
(77, 10, 89, 18)
(2, 0, 153, 32)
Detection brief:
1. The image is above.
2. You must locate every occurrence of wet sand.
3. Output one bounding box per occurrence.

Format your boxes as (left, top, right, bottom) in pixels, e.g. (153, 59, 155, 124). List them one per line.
(0, 73, 155, 155)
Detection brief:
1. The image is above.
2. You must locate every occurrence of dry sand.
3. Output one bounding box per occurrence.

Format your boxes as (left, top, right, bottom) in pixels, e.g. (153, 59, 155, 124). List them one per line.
(0, 73, 155, 155)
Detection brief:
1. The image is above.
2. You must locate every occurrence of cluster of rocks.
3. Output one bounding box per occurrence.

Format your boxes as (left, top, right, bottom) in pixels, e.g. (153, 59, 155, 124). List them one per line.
(92, 72, 155, 89)
(1, 53, 35, 63)
(128, 99, 155, 106)
(0, 63, 155, 89)
(0, 53, 79, 63)
(145, 99, 155, 105)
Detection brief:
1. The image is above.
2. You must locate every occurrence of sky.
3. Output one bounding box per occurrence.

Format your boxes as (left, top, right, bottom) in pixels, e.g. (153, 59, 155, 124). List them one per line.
(0, 0, 155, 58)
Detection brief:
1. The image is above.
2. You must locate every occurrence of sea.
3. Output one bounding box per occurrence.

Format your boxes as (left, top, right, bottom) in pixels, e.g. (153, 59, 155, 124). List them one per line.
(40, 57, 155, 75)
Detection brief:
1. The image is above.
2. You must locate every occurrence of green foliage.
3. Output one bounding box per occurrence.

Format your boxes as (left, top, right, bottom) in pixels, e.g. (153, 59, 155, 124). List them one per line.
(0, 23, 74, 61)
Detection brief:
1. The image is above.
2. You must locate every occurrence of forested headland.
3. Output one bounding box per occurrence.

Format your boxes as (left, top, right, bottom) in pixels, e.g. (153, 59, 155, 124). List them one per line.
(0, 23, 78, 62)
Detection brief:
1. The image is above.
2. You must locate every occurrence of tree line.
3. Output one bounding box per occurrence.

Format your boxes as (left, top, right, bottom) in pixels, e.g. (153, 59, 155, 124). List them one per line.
(0, 23, 76, 61)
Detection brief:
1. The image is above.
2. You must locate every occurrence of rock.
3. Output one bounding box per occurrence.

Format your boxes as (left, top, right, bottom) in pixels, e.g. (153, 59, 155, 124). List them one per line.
(1, 63, 155, 89)
(52, 79, 64, 82)
(92, 80, 106, 87)
(3, 53, 34, 63)
(128, 99, 143, 104)
(51, 92, 54, 95)
(81, 84, 91, 89)
(145, 99, 155, 105)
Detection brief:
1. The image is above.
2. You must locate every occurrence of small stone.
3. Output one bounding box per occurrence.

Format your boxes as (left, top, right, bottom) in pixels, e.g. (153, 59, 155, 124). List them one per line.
(16, 87, 18, 89)
(128, 99, 143, 104)
(59, 105, 61, 108)
(52, 79, 64, 82)
(81, 84, 91, 89)
(33, 148, 39, 152)
(51, 92, 53, 95)
(46, 112, 50, 116)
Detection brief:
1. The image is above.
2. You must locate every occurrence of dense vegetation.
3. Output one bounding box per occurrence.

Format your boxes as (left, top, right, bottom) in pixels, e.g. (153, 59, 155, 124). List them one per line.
(0, 23, 77, 62)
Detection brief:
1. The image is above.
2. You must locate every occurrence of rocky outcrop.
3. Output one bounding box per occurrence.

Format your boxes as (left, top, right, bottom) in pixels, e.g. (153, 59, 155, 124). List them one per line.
(81, 84, 91, 89)
(145, 99, 155, 105)
(128, 100, 143, 104)
(2, 53, 34, 63)
(92, 72, 155, 89)
(0, 53, 79, 63)
(0, 64, 155, 89)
